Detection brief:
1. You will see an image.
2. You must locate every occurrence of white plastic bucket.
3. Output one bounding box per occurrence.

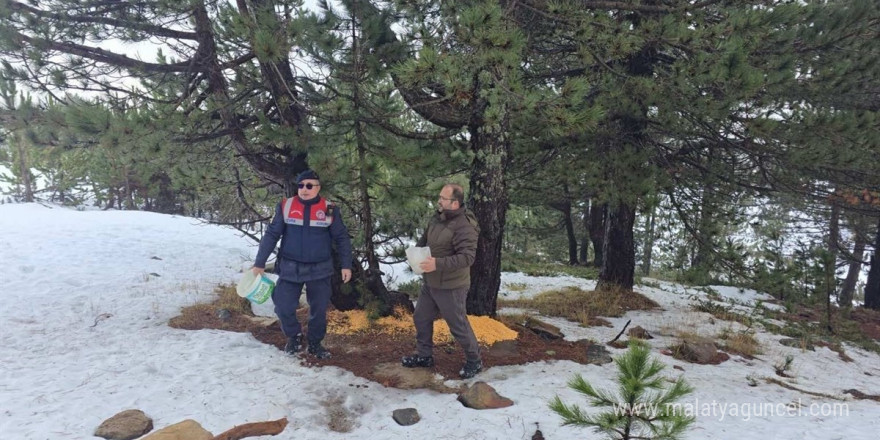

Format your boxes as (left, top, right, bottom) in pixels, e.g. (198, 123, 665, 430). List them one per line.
(236, 271, 275, 304)
(405, 246, 431, 275)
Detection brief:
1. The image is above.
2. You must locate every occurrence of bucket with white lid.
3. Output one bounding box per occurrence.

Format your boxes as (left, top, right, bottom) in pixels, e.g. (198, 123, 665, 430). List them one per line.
(236, 270, 276, 304)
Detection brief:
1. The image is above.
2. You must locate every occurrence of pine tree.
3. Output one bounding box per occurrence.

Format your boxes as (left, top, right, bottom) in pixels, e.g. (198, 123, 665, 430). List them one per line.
(754, 0, 880, 307)
(0, 77, 40, 202)
(550, 343, 695, 440)
(293, 0, 455, 315)
(0, 0, 324, 193)
(367, 0, 602, 314)
(499, 0, 880, 295)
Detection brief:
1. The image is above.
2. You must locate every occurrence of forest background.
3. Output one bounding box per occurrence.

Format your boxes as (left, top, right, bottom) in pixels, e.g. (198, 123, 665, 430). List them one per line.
(1, 0, 879, 333)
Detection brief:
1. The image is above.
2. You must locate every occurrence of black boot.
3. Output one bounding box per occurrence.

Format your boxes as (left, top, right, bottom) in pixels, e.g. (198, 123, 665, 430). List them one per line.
(401, 354, 434, 368)
(459, 359, 482, 379)
(308, 342, 331, 359)
(284, 334, 303, 354)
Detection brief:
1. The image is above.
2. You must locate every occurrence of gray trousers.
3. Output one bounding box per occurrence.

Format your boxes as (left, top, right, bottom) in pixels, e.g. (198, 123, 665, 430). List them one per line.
(413, 284, 481, 362)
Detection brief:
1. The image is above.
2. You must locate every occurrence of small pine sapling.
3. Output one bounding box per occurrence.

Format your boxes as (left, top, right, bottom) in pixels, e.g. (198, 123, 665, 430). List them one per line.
(549, 342, 695, 440)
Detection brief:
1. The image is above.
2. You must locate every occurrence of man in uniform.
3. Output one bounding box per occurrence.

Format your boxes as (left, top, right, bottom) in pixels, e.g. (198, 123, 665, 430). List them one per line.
(252, 169, 352, 359)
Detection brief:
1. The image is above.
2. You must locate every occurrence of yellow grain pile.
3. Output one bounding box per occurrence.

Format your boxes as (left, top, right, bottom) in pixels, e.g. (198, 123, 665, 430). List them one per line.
(326, 309, 414, 336)
(434, 315, 519, 345)
(326, 309, 518, 345)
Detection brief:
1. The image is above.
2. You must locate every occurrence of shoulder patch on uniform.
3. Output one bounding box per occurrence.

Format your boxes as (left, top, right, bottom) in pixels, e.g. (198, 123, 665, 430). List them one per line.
(325, 199, 335, 216)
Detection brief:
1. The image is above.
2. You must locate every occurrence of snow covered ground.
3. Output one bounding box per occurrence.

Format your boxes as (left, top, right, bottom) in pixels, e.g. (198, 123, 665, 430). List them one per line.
(1, 203, 878, 440)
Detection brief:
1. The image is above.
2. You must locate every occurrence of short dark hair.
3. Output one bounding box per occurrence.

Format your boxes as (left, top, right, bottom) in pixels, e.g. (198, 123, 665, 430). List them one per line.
(444, 183, 465, 205)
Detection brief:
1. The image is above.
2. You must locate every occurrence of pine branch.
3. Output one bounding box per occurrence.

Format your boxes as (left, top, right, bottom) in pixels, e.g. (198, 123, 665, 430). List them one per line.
(11, 33, 194, 73)
(4, 0, 199, 40)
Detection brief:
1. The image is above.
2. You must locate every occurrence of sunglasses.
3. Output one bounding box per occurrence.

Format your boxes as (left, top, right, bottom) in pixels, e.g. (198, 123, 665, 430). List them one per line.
(298, 183, 320, 190)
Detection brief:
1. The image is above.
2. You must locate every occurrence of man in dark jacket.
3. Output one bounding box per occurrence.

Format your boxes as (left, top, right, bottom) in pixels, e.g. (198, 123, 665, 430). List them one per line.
(402, 183, 483, 378)
(251, 169, 352, 359)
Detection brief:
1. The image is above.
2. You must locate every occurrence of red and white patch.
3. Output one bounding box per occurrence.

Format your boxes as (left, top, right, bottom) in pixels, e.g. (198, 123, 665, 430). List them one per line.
(282, 197, 334, 228)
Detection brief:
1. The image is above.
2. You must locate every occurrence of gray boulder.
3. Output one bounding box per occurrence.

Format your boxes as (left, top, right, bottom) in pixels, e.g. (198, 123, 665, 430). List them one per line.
(392, 408, 420, 426)
(94, 409, 153, 440)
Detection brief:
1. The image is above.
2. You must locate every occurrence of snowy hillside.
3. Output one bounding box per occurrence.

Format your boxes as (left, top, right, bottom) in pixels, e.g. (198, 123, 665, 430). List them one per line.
(1, 203, 878, 440)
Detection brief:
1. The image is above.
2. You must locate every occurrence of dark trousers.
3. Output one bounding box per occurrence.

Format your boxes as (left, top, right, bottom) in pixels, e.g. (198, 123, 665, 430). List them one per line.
(413, 284, 481, 362)
(272, 277, 332, 345)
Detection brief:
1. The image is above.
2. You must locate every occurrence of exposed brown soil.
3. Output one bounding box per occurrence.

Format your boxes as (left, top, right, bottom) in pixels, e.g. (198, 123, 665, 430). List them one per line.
(844, 388, 880, 402)
(173, 306, 598, 392)
(771, 305, 880, 338)
(851, 308, 880, 340)
(763, 304, 880, 344)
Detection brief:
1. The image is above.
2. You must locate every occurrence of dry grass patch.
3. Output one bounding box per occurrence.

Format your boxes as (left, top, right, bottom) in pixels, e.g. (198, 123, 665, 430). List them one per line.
(821, 342, 854, 362)
(674, 330, 707, 344)
(168, 303, 217, 329)
(169, 284, 253, 330)
(497, 286, 658, 327)
(214, 284, 254, 314)
(503, 282, 528, 292)
(693, 299, 751, 326)
(497, 311, 531, 324)
(718, 329, 762, 358)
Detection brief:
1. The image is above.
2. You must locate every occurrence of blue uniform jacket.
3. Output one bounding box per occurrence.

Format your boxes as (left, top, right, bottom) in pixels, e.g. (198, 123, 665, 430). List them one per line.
(254, 196, 353, 282)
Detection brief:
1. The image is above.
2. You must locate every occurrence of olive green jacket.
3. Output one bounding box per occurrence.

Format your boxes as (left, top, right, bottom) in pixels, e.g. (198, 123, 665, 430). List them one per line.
(417, 207, 480, 289)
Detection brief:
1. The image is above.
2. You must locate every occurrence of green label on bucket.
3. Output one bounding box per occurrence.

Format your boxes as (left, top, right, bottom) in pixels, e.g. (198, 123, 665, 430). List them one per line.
(247, 277, 275, 304)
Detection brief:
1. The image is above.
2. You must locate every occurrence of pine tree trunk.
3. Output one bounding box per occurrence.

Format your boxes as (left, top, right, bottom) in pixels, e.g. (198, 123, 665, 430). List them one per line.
(355, 146, 379, 272)
(103, 192, 115, 211)
(589, 202, 606, 267)
(338, 13, 406, 317)
(864, 217, 880, 310)
(579, 198, 590, 264)
(641, 204, 656, 276)
(839, 233, 866, 308)
(52, 170, 65, 204)
(352, 15, 381, 277)
(466, 125, 510, 317)
(115, 188, 123, 209)
(551, 184, 578, 265)
(825, 202, 840, 330)
(594, 29, 652, 291)
(330, 261, 413, 315)
(691, 175, 717, 274)
(15, 137, 34, 203)
(564, 207, 578, 265)
(124, 168, 135, 210)
(597, 202, 636, 291)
